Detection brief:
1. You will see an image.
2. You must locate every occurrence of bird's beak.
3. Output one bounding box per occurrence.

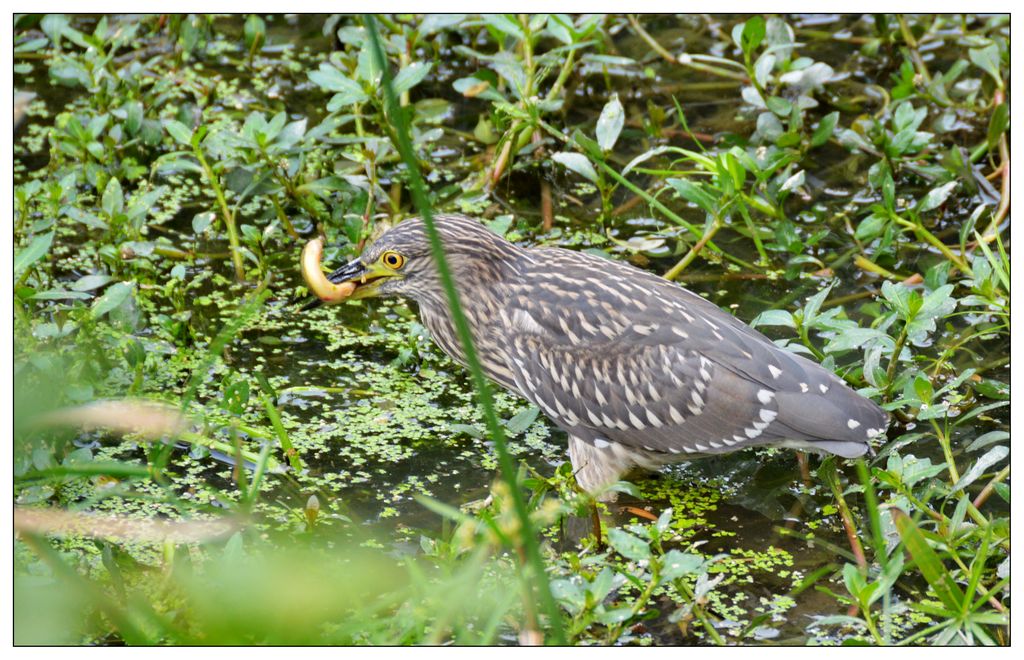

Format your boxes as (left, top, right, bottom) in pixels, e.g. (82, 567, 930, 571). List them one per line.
(300, 259, 393, 311)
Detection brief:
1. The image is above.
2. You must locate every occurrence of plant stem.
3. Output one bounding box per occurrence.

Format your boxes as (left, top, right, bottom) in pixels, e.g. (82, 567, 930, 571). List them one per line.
(194, 144, 245, 281)
(365, 16, 566, 644)
(627, 14, 676, 64)
(663, 216, 722, 280)
(897, 15, 932, 83)
(973, 465, 1009, 509)
(885, 323, 909, 391)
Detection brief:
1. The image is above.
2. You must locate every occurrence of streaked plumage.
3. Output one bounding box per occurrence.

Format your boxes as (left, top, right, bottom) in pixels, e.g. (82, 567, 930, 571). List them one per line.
(319, 214, 889, 496)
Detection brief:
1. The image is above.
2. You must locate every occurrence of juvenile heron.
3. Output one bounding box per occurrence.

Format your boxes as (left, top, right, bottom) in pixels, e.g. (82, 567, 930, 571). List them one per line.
(313, 214, 888, 496)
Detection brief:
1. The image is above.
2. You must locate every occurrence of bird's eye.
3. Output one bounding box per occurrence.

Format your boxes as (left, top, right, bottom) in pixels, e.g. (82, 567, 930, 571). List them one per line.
(381, 251, 405, 269)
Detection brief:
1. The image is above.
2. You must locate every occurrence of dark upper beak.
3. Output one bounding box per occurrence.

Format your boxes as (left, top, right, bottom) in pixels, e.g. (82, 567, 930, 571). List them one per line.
(325, 259, 366, 285)
(297, 258, 366, 311)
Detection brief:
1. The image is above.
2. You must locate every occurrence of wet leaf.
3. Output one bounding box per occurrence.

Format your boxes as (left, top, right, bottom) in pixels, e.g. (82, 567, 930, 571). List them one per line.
(124, 101, 143, 136)
(607, 528, 650, 561)
(90, 281, 133, 319)
(244, 14, 265, 53)
(766, 95, 792, 117)
(392, 62, 433, 96)
(811, 111, 839, 147)
(951, 445, 1008, 492)
(659, 550, 703, 581)
(733, 15, 766, 56)
(551, 151, 597, 183)
(968, 43, 1003, 86)
(192, 212, 216, 234)
(163, 119, 193, 146)
(916, 181, 958, 213)
(666, 178, 718, 215)
(595, 94, 624, 152)
(505, 406, 540, 435)
(751, 309, 795, 329)
(987, 102, 1008, 148)
(855, 213, 887, 241)
(101, 178, 124, 218)
(70, 274, 113, 292)
(14, 232, 54, 278)
(779, 169, 805, 193)
(893, 509, 965, 613)
(482, 14, 524, 41)
(754, 53, 776, 88)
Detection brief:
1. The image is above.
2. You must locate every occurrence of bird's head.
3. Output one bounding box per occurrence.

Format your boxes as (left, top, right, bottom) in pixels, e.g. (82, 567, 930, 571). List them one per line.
(317, 214, 521, 305)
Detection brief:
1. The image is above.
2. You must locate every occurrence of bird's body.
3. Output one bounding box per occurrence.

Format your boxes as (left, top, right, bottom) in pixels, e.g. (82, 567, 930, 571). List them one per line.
(319, 214, 888, 495)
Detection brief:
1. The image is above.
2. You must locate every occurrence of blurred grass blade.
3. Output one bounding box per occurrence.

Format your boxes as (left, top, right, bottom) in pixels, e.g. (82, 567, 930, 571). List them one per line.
(37, 399, 189, 439)
(893, 509, 965, 612)
(15, 507, 238, 544)
(365, 14, 565, 645)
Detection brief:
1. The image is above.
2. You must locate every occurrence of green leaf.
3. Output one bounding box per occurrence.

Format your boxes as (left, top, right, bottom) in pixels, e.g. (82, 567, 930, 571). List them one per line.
(41, 14, 70, 44)
(550, 579, 585, 615)
(779, 169, 805, 193)
(71, 274, 113, 292)
(987, 102, 1008, 149)
(916, 284, 955, 321)
(802, 283, 834, 326)
(595, 607, 634, 625)
(968, 43, 1003, 87)
(880, 280, 916, 319)
(482, 14, 525, 41)
(882, 171, 895, 211)
(154, 156, 203, 176)
(765, 96, 793, 118)
(30, 289, 91, 301)
(125, 101, 143, 136)
(392, 62, 433, 96)
(587, 567, 617, 601)
(505, 406, 540, 435)
(965, 431, 1009, 453)
(607, 528, 651, 561)
(842, 562, 869, 602)
(101, 178, 124, 218)
(163, 119, 194, 146)
(659, 550, 703, 581)
(310, 64, 369, 109)
(449, 423, 483, 439)
(14, 232, 54, 278)
(192, 212, 216, 234)
(951, 445, 1008, 492)
(811, 111, 839, 147)
(666, 178, 718, 216)
(244, 14, 266, 52)
(90, 281, 133, 319)
(753, 53, 776, 88)
(855, 213, 888, 241)
(893, 509, 965, 612)
(916, 181, 957, 214)
(551, 151, 598, 183)
(751, 309, 795, 328)
(734, 15, 766, 56)
(622, 146, 674, 176)
(595, 93, 625, 152)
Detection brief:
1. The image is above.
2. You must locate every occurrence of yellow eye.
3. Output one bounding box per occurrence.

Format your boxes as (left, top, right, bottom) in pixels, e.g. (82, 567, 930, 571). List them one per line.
(381, 251, 405, 269)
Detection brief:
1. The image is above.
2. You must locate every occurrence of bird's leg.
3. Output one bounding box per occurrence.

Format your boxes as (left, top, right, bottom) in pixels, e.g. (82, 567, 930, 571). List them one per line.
(796, 451, 812, 487)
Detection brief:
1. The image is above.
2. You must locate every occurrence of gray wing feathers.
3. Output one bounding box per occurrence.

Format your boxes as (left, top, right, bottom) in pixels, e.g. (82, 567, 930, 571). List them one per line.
(501, 249, 887, 462)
